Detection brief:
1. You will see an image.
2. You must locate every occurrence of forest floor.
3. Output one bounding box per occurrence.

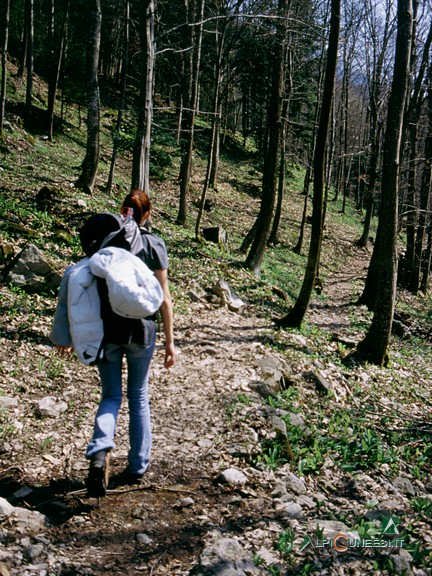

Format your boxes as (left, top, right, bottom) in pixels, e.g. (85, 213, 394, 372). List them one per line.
(1, 240, 431, 576)
(0, 68, 431, 573)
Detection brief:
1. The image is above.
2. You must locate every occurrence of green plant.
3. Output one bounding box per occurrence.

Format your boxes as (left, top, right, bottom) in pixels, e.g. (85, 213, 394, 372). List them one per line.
(40, 436, 54, 451)
(0, 407, 15, 440)
(356, 518, 381, 540)
(277, 528, 295, 556)
(253, 554, 264, 567)
(410, 497, 432, 518)
(300, 564, 319, 575)
(46, 357, 66, 379)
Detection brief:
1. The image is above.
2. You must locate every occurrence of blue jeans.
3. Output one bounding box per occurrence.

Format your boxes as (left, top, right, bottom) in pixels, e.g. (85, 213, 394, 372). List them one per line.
(86, 337, 156, 475)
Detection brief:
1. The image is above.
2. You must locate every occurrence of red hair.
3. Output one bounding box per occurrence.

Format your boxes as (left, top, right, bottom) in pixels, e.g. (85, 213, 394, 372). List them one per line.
(121, 190, 151, 225)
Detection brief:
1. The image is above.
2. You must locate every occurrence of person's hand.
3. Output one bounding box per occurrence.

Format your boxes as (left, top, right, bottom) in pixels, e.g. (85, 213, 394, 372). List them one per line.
(56, 345, 74, 357)
(164, 342, 176, 368)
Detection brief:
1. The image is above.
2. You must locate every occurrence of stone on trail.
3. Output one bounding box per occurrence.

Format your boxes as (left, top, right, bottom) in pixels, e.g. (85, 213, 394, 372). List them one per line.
(211, 279, 245, 312)
(194, 537, 261, 575)
(2, 244, 62, 293)
(217, 468, 248, 486)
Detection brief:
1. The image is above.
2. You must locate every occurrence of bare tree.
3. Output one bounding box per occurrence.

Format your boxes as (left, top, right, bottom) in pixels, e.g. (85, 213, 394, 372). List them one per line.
(47, 0, 70, 142)
(356, 0, 395, 248)
(0, 0, 10, 139)
(277, 0, 341, 328)
(24, 0, 34, 129)
(195, 5, 227, 240)
(75, 0, 102, 194)
(356, 0, 413, 366)
(419, 54, 432, 292)
(106, 0, 129, 194)
(177, 0, 205, 225)
(244, 0, 289, 275)
(131, 0, 155, 193)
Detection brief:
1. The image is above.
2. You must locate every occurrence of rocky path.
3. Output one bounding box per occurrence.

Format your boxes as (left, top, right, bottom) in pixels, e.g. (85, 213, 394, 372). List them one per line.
(0, 247, 430, 576)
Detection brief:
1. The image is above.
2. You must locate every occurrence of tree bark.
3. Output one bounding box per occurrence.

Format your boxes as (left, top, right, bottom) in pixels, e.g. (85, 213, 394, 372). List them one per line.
(131, 0, 155, 193)
(244, 0, 288, 275)
(357, 0, 413, 366)
(75, 0, 102, 194)
(47, 0, 70, 142)
(106, 0, 129, 194)
(278, 0, 340, 328)
(177, 0, 205, 225)
(356, 0, 393, 249)
(195, 12, 226, 240)
(24, 0, 34, 129)
(420, 58, 432, 292)
(268, 98, 289, 246)
(0, 0, 10, 139)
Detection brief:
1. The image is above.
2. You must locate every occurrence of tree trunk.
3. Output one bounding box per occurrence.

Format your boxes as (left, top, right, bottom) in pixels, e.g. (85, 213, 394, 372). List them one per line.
(420, 60, 432, 292)
(195, 14, 226, 240)
(24, 0, 34, 129)
(131, 0, 155, 193)
(268, 99, 289, 246)
(106, 0, 129, 194)
(176, 0, 204, 226)
(244, 0, 288, 275)
(278, 0, 340, 328)
(357, 0, 413, 366)
(75, 0, 102, 194)
(0, 0, 10, 139)
(47, 0, 70, 142)
(400, 16, 432, 290)
(356, 0, 393, 249)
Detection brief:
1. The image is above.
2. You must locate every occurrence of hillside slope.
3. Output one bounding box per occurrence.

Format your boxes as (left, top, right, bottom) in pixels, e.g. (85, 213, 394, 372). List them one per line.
(0, 89, 431, 575)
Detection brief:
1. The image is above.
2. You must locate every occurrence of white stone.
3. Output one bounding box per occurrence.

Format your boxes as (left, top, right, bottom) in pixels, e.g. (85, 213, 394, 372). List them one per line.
(0, 497, 14, 518)
(136, 533, 153, 544)
(219, 468, 248, 485)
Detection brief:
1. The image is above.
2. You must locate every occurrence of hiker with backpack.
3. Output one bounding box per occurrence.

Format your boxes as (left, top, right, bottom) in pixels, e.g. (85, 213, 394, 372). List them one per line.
(51, 192, 176, 497)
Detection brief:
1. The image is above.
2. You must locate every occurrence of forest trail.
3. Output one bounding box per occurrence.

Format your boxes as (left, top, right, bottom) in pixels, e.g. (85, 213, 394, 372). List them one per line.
(2, 245, 422, 576)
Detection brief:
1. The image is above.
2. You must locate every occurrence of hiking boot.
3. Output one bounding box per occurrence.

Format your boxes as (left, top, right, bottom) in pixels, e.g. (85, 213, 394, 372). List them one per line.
(114, 466, 146, 487)
(86, 450, 110, 497)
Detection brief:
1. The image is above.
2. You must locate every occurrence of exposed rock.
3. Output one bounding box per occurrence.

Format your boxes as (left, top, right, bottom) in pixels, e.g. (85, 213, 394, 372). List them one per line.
(0, 497, 48, 535)
(249, 380, 278, 400)
(302, 370, 332, 394)
(296, 495, 317, 509)
(390, 548, 413, 573)
(266, 411, 288, 438)
(211, 279, 245, 312)
(194, 536, 260, 575)
(177, 497, 195, 508)
(392, 476, 416, 497)
(0, 497, 14, 518)
(10, 507, 49, 534)
(217, 468, 248, 486)
(275, 501, 304, 519)
(283, 411, 310, 433)
(35, 396, 68, 418)
(136, 533, 153, 544)
(1, 244, 62, 293)
(187, 281, 208, 303)
(271, 481, 287, 499)
(0, 237, 14, 265)
(0, 396, 18, 408)
(26, 543, 44, 560)
(257, 355, 291, 390)
(281, 471, 307, 495)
